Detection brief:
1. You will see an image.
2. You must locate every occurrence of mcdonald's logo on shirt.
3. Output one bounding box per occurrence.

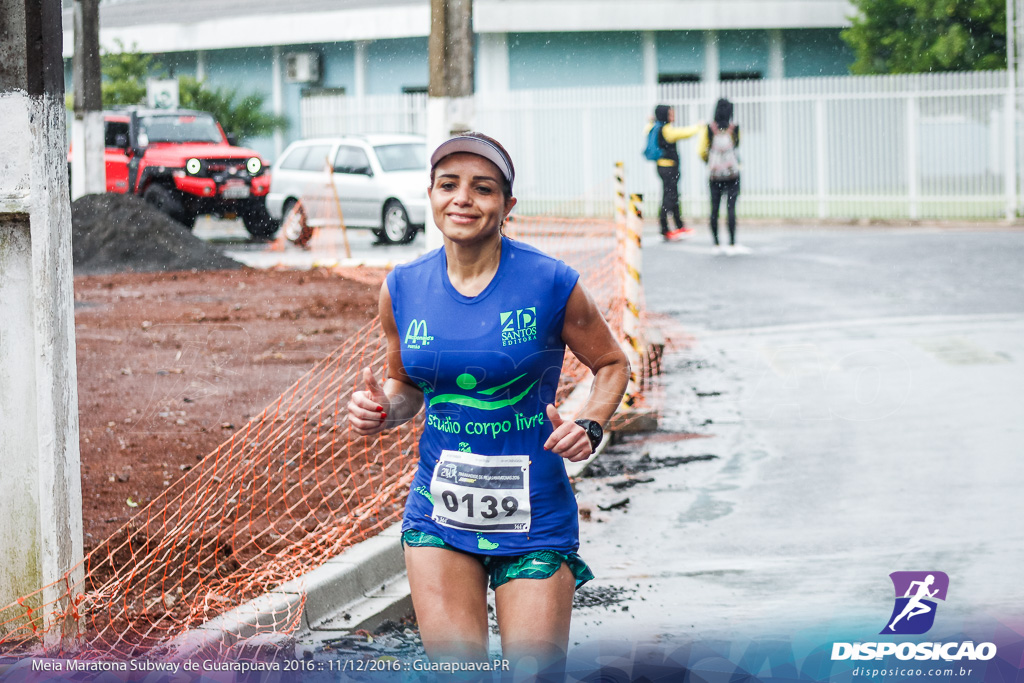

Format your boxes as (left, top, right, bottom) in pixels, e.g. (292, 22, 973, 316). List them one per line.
(404, 319, 434, 349)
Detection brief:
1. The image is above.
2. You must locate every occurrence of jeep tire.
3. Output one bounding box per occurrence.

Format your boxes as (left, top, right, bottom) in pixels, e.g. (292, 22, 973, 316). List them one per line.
(240, 199, 279, 239)
(143, 183, 189, 228)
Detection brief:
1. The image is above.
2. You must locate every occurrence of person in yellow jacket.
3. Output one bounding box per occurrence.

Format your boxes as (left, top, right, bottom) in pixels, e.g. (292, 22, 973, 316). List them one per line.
(648, 104, 703, 241)
(697, 98, 747, 255)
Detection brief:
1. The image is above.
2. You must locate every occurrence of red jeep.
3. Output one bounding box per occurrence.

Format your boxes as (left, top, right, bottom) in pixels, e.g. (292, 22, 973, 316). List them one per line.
(95, 108, 277, 237)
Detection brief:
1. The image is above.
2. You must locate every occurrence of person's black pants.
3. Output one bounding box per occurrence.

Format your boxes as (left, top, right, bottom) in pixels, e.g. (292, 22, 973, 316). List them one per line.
(709, 177, 740, 245)
(657, 164, 683, 233)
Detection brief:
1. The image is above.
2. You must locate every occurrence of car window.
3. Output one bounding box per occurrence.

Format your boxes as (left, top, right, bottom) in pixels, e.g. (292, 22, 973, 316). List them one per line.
(277, 145, 311, 171)
(104, 121, 129, 148)
(373, 143, 426, 172)
(334, 146, 372, 175)
(299, 144, 334, 172)
(138, 114, 223, 144)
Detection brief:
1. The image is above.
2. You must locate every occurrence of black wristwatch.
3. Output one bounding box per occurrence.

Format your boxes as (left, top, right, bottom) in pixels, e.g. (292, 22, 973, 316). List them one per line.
(574, 419, 603, 453)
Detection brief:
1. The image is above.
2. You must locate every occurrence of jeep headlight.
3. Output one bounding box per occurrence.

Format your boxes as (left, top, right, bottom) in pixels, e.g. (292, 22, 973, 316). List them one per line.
(246, 157, 263, 175)
(185, 158, 202, 175)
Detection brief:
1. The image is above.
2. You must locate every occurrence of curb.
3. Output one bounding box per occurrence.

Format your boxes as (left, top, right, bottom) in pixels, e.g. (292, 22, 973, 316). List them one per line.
(166, 524, 410, 659)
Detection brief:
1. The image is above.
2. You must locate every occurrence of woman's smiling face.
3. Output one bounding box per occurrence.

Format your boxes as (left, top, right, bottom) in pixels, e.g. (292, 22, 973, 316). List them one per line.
(428, 152, 516, 245)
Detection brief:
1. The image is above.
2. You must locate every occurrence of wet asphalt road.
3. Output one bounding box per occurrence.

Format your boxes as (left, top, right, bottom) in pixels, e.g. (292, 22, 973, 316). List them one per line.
(568, 225, 1024, 656)
(194, 219, 1024, 673)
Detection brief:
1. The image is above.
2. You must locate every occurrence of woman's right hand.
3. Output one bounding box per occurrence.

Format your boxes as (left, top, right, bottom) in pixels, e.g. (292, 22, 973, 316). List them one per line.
(347, 368, 391, 435)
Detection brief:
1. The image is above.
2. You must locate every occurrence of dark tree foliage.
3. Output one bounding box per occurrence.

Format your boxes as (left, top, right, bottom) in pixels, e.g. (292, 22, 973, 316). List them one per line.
(842, 0, 1007, 74)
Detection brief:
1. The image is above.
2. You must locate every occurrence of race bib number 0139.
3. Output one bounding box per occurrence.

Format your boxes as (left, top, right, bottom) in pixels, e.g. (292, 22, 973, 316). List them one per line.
(429, 450, 531, 533)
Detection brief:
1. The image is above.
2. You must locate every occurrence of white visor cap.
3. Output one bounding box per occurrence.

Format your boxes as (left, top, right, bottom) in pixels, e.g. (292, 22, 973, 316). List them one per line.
(429, 135, 514, 193)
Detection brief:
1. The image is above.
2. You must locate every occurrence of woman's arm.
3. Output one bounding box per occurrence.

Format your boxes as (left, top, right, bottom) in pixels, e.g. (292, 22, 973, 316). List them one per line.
(543, 282, 630, 462)
(662, 122, 703, 143)
(347, 280, 425, 435)
(698, 125, 711, 163)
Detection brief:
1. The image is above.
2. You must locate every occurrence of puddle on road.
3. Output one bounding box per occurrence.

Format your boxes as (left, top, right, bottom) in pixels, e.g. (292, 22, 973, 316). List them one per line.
(683, 490, 734, 524)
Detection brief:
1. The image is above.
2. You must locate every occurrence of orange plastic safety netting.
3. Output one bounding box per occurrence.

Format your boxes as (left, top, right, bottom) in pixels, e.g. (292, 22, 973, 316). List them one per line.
(0, 216, 656, 659)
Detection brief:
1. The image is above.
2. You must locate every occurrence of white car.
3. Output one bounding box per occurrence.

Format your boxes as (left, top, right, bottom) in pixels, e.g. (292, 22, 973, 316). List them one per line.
(266, 134, 428, 244)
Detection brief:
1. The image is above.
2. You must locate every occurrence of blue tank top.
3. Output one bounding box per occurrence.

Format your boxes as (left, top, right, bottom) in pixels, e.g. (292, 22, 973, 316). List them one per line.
(387, 236, 581, 556)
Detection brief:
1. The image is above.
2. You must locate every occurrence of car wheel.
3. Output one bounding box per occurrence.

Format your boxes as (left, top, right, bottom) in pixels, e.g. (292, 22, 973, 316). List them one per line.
(381, 199, 416, 244)
(180, 207, 198, 230)
(142, 183, 187, 226)
(241, 200, 279, 239)
(281, 199, 314, 248)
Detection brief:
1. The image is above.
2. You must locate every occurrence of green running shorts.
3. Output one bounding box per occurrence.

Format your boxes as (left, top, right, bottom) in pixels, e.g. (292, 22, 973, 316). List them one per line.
(401, 529, 594, 590)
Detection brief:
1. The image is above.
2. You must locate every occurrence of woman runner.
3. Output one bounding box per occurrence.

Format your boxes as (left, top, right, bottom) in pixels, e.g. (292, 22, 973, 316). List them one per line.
(347, 132, 629, 671)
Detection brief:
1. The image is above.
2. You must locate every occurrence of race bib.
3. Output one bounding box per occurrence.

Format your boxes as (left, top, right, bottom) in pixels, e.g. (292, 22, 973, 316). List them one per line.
(429, 450, 531, 533)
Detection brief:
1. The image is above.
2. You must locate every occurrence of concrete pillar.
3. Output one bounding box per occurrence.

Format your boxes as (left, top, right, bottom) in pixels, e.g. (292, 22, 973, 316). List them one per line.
(477, 32, 510, 94)
(196, 49, 206, 81)
(354, 40, 368, 99)
(70, 0, 104, 200)
(354, 40, 369, 132)
(642, 31, 658, 87)
(703, 30, 720, 103)
(271, 45, 284, 160)
(768, 28, 785, 80)
(427, 0, 475, 251)
(0, 0, 84, 644)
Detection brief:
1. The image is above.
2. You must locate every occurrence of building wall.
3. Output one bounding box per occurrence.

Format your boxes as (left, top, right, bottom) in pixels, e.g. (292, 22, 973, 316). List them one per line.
(508, 31, 646, 89)
(782, 28, 854, 77)
(65, 24, 856, 158)
(201, 47, 276, 158)
(282, 43, 357, 147)
(319, 42, 357, 91)
(160, 52, 198, 79)
(655, 31, 704, 80)
(718, 30, 771, 78)
(366, 37, 429, 94)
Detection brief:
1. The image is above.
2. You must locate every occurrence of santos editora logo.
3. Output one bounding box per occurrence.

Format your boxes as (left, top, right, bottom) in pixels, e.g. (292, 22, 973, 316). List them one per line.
(831, 571, 996, 662)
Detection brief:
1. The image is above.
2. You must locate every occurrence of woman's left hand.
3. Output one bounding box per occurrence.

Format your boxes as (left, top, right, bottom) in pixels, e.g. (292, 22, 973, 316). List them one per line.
(543, 404, 594, 462)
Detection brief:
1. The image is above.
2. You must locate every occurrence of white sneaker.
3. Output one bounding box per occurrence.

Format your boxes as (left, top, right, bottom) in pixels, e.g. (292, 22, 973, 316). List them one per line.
(713, 244, 726, 255)
(723, 245, 736, 256)
(731, 244, 751, 255)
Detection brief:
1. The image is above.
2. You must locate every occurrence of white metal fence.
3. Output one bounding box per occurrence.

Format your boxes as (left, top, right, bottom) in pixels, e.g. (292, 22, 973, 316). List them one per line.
(302, 91, 428, 139)
(300, 71, 1018, 220)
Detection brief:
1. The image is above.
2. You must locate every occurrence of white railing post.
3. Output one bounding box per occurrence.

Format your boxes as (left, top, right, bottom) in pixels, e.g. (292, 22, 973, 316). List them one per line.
(582, 107, 594, 216)
(1007, 83, 1018, 220)
(907, 94, 919, 220)
(815, 98, 828, 219)
(1008, 0, 1019, 219)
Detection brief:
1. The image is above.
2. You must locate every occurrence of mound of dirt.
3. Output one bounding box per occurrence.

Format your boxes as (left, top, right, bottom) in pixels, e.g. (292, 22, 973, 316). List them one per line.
(72, 193, 242, 275)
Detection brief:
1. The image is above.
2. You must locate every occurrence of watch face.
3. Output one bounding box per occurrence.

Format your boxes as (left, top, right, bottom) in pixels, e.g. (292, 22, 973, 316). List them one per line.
(577, 419, 602, 450)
